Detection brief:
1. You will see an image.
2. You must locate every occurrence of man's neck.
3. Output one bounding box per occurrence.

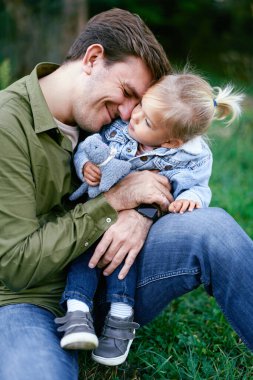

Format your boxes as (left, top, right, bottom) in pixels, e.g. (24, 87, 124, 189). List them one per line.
(39, 63, 78, 126)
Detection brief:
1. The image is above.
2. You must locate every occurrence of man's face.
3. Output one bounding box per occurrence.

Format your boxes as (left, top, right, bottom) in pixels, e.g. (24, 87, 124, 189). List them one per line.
(72, 56, 153, 133)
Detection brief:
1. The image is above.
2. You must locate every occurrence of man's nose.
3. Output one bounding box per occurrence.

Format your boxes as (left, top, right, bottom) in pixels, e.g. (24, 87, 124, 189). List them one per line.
(118, 99, 138, 121)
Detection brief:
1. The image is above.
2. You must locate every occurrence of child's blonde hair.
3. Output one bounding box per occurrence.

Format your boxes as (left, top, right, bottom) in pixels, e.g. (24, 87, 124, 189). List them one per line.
(144, 71, 244, 142)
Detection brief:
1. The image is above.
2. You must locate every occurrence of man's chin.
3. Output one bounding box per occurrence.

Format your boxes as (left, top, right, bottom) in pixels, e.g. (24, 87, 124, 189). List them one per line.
(79, 124, 102, 134)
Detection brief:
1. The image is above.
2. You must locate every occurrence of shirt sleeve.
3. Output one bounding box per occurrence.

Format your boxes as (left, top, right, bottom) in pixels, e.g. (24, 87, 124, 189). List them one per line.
(0, 127, 117, 292)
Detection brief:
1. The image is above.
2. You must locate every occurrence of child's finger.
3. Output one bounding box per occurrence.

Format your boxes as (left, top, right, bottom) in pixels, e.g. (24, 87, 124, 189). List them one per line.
(169, 201, 182, 213)
(90, 171, 101, 181)
(84, 172, 98, 182)
(86, 178, 100, 186)
(89, 165, 101, 176)
(83, 162, 101, 177)
(85, 166, 101, 177)
(188, 201, 197, 212)
(168, 202, 175, 213)
(179, 201, 190, 213)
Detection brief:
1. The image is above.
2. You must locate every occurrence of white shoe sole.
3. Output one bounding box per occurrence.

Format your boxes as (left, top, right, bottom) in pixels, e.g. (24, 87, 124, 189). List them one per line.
(61, 332, 98, 350)
(91, 338, 133, 366)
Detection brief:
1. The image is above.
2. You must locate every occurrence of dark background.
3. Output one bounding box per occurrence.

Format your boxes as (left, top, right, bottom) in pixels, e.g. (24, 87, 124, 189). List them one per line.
(0, 0, 252, 86)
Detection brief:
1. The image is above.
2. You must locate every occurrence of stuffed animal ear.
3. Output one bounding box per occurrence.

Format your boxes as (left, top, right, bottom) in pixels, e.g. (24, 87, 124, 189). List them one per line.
(83, 133, 106, 157)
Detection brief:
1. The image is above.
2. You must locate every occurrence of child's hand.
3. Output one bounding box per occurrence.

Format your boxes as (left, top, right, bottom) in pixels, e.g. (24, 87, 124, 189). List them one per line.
(83, 162, 101, 186)
(169, 199, 201, 214)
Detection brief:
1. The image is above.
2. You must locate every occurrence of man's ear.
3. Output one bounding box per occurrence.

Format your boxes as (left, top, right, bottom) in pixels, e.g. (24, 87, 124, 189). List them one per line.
(82, 44, 105, 75)
(161, 138, 183, 149)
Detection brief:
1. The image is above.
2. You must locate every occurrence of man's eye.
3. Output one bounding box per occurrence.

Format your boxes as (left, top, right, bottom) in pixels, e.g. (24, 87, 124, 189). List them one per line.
(123, 88, 131, 98)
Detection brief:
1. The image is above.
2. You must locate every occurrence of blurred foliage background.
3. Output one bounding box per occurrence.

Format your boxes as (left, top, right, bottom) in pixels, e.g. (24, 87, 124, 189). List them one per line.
(0, 0, 252, 87)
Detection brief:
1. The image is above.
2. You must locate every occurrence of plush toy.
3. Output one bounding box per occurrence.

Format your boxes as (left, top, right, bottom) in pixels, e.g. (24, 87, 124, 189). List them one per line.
(69, 134, 132, 200)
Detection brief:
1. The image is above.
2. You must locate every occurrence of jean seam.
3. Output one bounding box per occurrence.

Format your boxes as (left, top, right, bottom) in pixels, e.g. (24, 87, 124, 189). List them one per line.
(136, 267, 200, 288)
(216, 299, 252, 351)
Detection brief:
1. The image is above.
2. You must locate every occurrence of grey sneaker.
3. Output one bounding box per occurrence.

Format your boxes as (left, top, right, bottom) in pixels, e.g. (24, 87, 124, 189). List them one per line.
(91, 313, 139, 366)
(55, 311, 98, 350)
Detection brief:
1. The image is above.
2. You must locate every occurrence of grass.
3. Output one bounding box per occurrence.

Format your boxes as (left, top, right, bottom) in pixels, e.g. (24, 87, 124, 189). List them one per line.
(78, 94, 253, 379)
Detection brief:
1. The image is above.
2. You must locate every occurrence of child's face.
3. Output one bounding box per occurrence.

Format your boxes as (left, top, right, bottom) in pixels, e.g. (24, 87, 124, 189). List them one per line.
(128, 97, 171, 148)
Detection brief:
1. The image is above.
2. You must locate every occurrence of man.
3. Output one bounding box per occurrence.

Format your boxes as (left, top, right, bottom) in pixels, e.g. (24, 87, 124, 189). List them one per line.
(0, 8, 252, 380)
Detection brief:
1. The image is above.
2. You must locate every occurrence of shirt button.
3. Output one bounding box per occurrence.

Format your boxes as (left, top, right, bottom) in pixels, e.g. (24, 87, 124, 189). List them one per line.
(140, 156, 148, 161)
(164, 165, 173, 170)
(106, 217, 112, 223)
(84, 242, 89, 247)
(110, 131, 117, 137)
(126, 148, 132, 152)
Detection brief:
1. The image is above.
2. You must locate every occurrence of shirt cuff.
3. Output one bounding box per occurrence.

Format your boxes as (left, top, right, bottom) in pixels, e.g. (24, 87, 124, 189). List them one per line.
(73, 193, 118, 230)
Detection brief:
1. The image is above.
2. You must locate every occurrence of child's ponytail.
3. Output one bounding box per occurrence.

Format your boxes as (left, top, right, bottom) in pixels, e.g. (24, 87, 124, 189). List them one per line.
(213, 85, 244, 126)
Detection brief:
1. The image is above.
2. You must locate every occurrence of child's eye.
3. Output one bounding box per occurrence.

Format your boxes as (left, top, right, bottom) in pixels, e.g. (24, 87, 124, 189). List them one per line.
(145, 118, 151, 128)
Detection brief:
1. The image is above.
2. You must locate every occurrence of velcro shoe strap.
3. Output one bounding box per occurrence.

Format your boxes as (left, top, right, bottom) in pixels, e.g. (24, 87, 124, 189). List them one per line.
(106, 318, 140, 330)
(103, 327, 135, 340)
(55, 312, 93, 332)
(56, 319, 90, 332)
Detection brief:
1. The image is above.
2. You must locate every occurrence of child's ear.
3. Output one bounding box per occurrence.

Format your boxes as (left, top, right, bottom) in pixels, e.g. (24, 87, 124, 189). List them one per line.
(161, 138, 183, 149)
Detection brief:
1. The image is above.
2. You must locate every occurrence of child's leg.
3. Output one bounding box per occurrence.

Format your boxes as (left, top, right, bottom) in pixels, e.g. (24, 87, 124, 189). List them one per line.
(61, 249, 100, 311)
(92, 262, 139, 366)
(107, 260, 137, 318)
(55, 250, 101, 350)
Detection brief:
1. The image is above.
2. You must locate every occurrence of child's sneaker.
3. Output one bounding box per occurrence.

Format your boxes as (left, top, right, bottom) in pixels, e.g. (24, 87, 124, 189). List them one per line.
(91, 313, 139, 366)
(55, 310, 98, 350)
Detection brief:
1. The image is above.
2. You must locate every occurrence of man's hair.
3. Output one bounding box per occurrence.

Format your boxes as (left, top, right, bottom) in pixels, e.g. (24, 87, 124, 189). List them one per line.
(64, 8, 172, 81)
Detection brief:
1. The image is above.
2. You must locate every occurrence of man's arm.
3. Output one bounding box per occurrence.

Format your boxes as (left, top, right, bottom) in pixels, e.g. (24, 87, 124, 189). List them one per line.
(89, 171, 174, 278)
(0, 127, 172, 290)
(0, 124, 117, 291)
(104, 170, 172, 212)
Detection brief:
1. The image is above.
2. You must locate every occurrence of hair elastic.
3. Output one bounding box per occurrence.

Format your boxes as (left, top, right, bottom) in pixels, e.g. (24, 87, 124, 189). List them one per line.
(213, 99, 217, 107)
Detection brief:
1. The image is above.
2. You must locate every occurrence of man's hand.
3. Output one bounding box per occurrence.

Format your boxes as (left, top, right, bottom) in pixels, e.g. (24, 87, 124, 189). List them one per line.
(83, 162, 101, 186)
(169, 199, 201, 214)
(88, 209, 153, 279)
(104, 171, 173, 212)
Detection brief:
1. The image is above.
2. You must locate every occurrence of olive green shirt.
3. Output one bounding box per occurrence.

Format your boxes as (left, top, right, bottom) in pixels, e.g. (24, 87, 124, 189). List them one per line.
(0, 63, 118, 316)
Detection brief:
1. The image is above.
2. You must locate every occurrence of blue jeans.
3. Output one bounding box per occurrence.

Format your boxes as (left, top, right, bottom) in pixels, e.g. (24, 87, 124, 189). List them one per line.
(61, 249, 137, 309)
(0, 304, 78, 380)
(0, 208, 253, 379)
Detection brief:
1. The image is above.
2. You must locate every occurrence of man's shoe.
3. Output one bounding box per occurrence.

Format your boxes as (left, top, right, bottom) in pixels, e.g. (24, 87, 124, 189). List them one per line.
(91, 313, 139, 366)
(55, 311, 98, 350)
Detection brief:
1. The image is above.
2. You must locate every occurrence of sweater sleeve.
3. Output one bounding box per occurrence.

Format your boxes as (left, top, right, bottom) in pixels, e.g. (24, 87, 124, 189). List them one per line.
(160, 151, 213, 208)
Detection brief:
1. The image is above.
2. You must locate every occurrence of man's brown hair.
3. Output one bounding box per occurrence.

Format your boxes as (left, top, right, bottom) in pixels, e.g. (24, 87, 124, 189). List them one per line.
(64, 8, 172, 81)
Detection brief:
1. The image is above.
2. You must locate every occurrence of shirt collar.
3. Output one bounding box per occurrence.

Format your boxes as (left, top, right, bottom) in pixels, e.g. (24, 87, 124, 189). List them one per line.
(181, 136, 203, 155)
(26, 62, 60, 134)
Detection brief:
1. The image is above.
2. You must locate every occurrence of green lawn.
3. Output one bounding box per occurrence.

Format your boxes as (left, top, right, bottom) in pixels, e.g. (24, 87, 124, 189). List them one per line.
(79, 95, 253, 379)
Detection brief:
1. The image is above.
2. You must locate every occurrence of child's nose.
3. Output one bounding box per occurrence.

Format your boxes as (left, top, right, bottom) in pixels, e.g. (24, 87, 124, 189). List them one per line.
(132, 108, 141, 123)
